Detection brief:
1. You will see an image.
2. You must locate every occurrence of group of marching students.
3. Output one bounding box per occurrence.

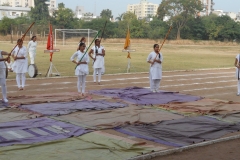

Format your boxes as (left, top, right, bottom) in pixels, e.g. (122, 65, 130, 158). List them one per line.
(70, 37, 164, 97)
(1, 36, 240, 103)
(70, 37, 106, 97)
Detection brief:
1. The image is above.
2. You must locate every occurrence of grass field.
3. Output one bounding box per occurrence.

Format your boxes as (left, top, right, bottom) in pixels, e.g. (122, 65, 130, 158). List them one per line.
(0, 41, 238, 79)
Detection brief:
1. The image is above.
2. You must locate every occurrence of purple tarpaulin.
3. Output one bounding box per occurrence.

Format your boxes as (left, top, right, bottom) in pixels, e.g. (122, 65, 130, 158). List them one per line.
(20, 100, 128, 116)
(0, 117, 90, 147)
(115, 116, 240, 147)
(90, 87, 202, 105)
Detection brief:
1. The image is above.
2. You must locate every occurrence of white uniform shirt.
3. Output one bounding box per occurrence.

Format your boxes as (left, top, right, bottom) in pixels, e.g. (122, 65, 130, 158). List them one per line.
(27, 40, 37, 53)
(92, 45, 105, 69)
(0, 51, 6, 69)
(147, 51, 163, 80)
(12, 46, 28, 73)
(70, 50, 89, 75)
(236, 54, 240, 79)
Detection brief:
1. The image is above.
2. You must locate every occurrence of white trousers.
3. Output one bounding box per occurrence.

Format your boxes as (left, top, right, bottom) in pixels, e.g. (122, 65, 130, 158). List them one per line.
(16, 73, 26, 88)
(29, 52, 36, 64)
(0, 77, 7, 100)
(238, 80, 240, 93)
(93, 68, 102, 82)
(77, 75, 86, 93)
(149, 72, 161, 92)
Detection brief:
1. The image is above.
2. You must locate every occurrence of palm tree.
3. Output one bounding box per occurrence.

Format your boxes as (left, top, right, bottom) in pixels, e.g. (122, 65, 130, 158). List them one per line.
(115, 13, 124, 21)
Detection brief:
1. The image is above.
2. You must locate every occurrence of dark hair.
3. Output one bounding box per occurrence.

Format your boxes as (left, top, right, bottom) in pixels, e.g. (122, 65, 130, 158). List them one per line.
(78, 42, 86, 50)
(31, 36, 36, 40)
(79, 37, 86, 43)
(153, 44, 159, 48)
(17, 39, 23, 43)
(153, 44, 161, 59)
(95, 39, 100, 44)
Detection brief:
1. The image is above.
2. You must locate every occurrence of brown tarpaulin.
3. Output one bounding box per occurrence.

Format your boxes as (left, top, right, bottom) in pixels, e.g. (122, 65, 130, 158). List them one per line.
(53, 105, 184, 129)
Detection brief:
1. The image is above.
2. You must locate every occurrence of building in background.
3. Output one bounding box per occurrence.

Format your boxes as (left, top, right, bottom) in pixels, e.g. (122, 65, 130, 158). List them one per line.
(199, 0, 214, 16)
(0, 5, 30, 19)
(127, 0, 158, 19)
(75, 6, 84, 19)
(0, 0, 34, 7)
(0, 0, 57, 18)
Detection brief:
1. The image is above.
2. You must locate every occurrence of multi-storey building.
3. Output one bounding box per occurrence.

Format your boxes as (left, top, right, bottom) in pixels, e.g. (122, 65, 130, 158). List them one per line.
(200, 0, 214, 16)
(0, 0, 34, 7)
(0, 0, 57, 18)
(127, 0, 158, 19)
(75, 6, 85, 19)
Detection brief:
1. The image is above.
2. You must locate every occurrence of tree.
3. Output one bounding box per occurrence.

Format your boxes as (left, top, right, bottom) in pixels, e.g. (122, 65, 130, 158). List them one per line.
(115, 13, 124, 21)
(100, 9, 113, 19)
(29, 0, 49, 24)
(122, 12, 137, 23)
(51, 3, 77, 29)
(0, 17, 15, 35)
(157, 0, 202, 39)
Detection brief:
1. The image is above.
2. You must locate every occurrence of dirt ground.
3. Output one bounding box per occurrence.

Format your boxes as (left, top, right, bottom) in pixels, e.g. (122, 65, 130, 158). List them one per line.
(4, 67, 240, 159)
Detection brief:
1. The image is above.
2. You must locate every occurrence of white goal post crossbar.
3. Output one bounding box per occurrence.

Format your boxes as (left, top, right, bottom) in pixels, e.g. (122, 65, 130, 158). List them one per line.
(54, 29, 98, 46)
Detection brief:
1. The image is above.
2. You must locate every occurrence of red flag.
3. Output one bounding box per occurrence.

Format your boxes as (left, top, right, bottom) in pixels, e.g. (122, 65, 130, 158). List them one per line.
(47, 24, 53, 62)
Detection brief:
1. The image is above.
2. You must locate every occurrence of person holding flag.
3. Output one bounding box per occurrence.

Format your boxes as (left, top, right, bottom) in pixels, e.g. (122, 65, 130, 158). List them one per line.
(88, 39, 105, 85)
(71, 42, 89, 97)
(12, 39, 28, 90)
(147, 44, 163, 93)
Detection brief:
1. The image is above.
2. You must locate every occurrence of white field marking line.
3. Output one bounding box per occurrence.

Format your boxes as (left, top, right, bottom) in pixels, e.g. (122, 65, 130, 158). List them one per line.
(182, 85, 236, 92)
(5, 73, 235, 88)
(161, 80, 236, 88)
(4, 79, 236, 93)
(204, 92, 237, 97)
(6, 68, 235, 81)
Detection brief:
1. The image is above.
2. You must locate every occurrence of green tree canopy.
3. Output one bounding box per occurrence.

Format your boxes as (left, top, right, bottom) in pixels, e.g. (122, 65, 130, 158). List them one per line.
(157, 0, 203, 39)
(100, 9, 113, 19)
(29, 0, 49, 24)
(51, 3, 78, 29)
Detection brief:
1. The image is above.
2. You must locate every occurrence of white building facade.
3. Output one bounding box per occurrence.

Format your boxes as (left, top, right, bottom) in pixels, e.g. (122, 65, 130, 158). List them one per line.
(0, 6, 30, 19)
(127, 0, 158, 19)
(199, 0, 214, 16)
(0, 0, 34, 7)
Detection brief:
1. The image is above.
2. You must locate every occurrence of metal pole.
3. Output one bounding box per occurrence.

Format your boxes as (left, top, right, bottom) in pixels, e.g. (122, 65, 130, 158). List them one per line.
(55, 29, 57, 46)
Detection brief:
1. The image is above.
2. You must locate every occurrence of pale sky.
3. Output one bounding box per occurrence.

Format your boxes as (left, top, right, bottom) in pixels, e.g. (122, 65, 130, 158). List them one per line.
(57, 0, 240, 18)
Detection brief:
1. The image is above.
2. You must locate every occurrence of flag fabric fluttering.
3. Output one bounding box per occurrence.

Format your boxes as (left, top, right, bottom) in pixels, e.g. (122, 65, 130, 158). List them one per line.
(124, 27, 131, 59)
(47, 24, 53, 62)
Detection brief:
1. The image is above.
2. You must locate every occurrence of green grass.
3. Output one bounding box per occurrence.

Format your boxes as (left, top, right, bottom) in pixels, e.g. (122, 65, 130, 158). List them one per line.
(0, 41, 238, 79)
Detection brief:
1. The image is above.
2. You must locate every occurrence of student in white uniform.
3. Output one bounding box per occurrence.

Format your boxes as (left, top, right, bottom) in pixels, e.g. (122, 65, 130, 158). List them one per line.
(71, 42, 89, 97)
(88, 39, 105, 85)
(27, 36, 37, 64)
(235, 54, 240, 96)
(147, 44, 163, 92)
(0, 50, 9, 103)
(12, 39, 28, 90)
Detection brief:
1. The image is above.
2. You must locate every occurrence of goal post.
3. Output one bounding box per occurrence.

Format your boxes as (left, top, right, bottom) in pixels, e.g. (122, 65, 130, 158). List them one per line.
(54, 29, 98, 47)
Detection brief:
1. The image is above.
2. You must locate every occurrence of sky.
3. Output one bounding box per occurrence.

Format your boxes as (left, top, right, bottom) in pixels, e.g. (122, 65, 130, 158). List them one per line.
(57, 0, 240, 18)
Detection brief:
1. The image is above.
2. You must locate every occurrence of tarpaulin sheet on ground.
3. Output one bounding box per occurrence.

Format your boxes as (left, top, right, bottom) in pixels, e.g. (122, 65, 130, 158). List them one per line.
(0, 131, 165, 160)
(115, 116, 240, 147)
(8, 92, 79, 106)
(0, 108, 40, 123)
(0, 117, 89, 147)
(90, 86, 202, 105)
(53, 106, 184, 129)
(159, 98, 240, 115)
(210, 112, 240, 123)
(20, 100, 128, 116)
